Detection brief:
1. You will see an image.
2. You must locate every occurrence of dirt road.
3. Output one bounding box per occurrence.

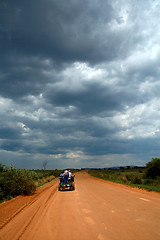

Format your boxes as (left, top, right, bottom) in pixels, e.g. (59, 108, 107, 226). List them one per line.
(0, 171, 160, 240)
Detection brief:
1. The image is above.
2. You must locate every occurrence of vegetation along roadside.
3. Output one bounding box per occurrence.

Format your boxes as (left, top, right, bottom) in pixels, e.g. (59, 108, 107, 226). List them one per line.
(88, 158, 160, 193)
(0, 164, 62, 203)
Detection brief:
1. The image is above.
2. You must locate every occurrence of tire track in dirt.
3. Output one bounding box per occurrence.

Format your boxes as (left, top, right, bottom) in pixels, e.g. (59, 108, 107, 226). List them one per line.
(17, 183, 58, 240)
(0, 179, 58, 231)
(0, 181, 58, 240)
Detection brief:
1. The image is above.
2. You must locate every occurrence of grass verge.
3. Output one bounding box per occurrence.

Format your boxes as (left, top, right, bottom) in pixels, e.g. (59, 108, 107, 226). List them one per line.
(88, 168, 160, 193)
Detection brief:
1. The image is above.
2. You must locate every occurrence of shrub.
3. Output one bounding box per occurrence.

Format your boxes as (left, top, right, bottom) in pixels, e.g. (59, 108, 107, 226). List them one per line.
(125, 174, 134, 181)
(145, 158, 160, 179)
(0, 165, 36, 200)
(0, 163, 4, 172)
(132, 176, 142, 184)
(122, 176, 127, 183)
(143, 178, 154, 185)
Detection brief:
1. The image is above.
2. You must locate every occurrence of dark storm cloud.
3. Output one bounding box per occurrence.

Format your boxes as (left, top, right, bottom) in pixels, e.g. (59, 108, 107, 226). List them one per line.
(1, 0, 158, 100)
(44, 65, 155, 117)
(0, 127, 21, 140)
(0, 54, 57, 100)
(45, 82, 122, 114)
(45, 81, 127, 115)
(0, 0, 145, 65)
(4, 105, 149, 158)
(84, 137, 160, 157)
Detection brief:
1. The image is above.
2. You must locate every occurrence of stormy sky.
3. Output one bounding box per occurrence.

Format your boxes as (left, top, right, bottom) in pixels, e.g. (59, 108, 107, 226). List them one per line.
(0, 0, 160, 169)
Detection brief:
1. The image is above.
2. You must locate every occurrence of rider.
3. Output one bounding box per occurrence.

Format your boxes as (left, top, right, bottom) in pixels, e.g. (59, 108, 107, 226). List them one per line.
(68, 170, 72, 182)
(63, 170, 69, 183)
(59, 172, 64, 183)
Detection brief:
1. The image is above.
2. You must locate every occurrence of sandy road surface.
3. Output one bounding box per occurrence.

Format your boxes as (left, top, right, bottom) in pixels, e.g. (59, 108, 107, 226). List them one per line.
(0, 171, 160, 240)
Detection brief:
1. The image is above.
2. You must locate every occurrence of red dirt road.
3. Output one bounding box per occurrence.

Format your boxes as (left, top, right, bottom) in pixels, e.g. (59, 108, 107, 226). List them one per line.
(0, 171, 160, 240)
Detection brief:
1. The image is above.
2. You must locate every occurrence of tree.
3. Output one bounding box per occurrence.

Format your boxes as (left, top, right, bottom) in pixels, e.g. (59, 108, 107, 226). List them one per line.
(43, 160, 48, 170)
(145, 158, 160, 179)
(0, 163, 4, 172)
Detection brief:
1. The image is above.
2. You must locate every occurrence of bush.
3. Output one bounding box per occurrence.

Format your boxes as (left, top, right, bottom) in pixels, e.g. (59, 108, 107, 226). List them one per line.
(143, 178, 154, 185)
(125, 174, 134, 182)
(0, 165, 36, 200)
(132, 176, 142, 184)
(122, 176, 127, 183)
(145, 158, 160, 179)
(0, 163, 4, 172)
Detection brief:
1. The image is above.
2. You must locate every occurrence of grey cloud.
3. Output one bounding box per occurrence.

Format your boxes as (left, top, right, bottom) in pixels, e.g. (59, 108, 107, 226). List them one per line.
(0, 0, 147, 65)
(44, 82, 123, 114)
(0, 127, 21, 140)
(0, 55, 57, 100)
(44, 76, 149, 116)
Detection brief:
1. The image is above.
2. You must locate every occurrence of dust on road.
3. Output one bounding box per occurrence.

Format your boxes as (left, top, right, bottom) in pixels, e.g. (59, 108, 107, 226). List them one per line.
(0, 171, 160, 240)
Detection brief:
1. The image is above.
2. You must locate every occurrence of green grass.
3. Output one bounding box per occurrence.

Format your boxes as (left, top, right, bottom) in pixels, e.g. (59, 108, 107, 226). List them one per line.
(88, 168, 160, 192)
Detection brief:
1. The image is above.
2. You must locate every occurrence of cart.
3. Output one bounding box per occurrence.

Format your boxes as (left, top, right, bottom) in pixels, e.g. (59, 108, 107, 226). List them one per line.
(58, 175, 75, 191)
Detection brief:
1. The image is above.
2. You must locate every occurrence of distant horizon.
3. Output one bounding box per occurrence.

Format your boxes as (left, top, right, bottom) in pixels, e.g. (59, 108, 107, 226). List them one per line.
(0, 164, 146, 171)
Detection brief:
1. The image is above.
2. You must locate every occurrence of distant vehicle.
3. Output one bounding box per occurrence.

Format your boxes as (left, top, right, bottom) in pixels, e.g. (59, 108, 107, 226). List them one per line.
(58, 175, 75, 191)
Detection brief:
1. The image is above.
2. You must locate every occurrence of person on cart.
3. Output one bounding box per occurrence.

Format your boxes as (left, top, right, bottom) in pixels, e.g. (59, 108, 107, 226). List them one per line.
(68, 170, 72, 182)
(59, 173, 64, 183)
(58, 170, 75, 191)
(63, 170, 69, 183)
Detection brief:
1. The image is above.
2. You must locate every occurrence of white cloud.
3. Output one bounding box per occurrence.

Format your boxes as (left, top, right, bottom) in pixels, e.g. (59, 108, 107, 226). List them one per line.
(114, 99, 160, 139)
(66, 151, 83, 159)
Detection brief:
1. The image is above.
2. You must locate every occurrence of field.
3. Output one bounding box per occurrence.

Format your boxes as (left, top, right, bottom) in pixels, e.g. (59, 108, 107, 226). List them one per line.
(88, 167, 160, 192)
